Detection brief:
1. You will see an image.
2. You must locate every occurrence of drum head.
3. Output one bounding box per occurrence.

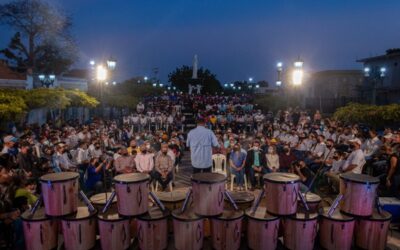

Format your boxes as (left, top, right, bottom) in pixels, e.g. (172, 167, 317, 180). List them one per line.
(98, 207, 127, 222)
(63, 206, 97, 221)
(339, 173, 379, 184)
(90, 192, 117, 206)
(172, 208, 202, 222)
(363, 210, 392, 221)
(321, 207, 354, 222)
(214, 209, 244, 221)
(137, 206, 170, 221)
(21, 208, 48, 221)
(40, 172, 79, 183)
(155, 190, 186, 203)
(263, 173, 300, 184)
(114, 173, 149, 184)
(191, 173, 226, 184)
(245, 206, 279, 221)
(290, 212, 318, 221)
(224, 191, 255, 204)
(298, 193, 321, 203)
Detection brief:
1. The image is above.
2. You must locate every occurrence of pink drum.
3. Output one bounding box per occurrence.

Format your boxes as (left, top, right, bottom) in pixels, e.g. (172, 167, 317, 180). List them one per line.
(211, 210, 244, 250)
(155, 190, 186, 233)
(245, 206, 280, 250)
(283, 213, 318, 250)
(137, 206, 169, 250)
(172, 208, 204, 250)
(354, 210, 392, 250)
(61, 206, 97, 250)
(98, 207, 131, 250)
(191, 173, 226, 216)
(264, 173, 300, 216)
(114, 173, 149, 216)
(340, 173, 379, 217)
(21, 208, 58, 250)
(319, 207, 355, 250)
(297, 192, 321, 213)
(40, 172, 79, 216)
(90, 192, 117, 211)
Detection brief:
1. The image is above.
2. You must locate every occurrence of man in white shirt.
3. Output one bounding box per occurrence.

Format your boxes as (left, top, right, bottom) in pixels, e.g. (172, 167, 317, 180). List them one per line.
(135, 144, 154, 174)
(342, 138, 366, 174)
(362, 130, 382, 160)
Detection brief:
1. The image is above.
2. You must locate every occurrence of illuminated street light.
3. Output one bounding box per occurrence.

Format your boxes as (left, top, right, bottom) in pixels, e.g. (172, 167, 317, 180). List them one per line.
(105, 82, 109, 85)
(90, 60, 95, 66)
(380, 67, 386, 77)
(294, 61, 303, 68)
(238, 86, 242, 90)
(292, 59, 304, 86)
(249, 77, 253, 83)
(112, 81, 116, 85)
(364, 67, 370, 77)
(276, 81, 282, 86)
(224, 83, 228, 87)
(144, 76, 148, 81)
(159, 83, 164, 87)
(153, 83, 157, 87)
(230, 83, 234, 87)
(107, 58, 116, 70)
(277, 62, 283, 69)
(255, 84, 260, 88)
(96, 65, 107, 81)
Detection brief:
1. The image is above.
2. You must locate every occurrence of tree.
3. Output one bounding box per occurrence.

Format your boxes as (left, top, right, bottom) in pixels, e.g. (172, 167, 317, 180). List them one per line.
(168, 65, 222, 93)
(0, 0, 77, 74)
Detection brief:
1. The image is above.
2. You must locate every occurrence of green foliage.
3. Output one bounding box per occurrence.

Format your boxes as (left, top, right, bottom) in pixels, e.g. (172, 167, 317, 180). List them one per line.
(253, 93, 300, 112)
(0, 91, 27, 120)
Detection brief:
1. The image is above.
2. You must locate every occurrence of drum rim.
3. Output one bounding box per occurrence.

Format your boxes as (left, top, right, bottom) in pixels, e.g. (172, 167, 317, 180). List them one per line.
(62, 209, 98, 221)
(288, 213, 319, 221)
(113, 173, 150, 184)
(263, 173, 300, 184)
(39, 172, 79, 183)
(171, 209, 203, 222)
(339, 173, 380, 184)
(320, 212, 355, 222)
(354, 211, 393, 222)
(21, 212, 52, 222)
(245, 210, 279, 221)
(191, 173, 227, 184)
(212, 210, 244, 221)
(97, 213, 130, 222)
(224, 191, 255, 204)
(137, 210, 170, 221)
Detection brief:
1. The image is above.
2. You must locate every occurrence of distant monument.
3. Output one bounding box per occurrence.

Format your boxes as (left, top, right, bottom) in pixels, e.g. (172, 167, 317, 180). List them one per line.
(189, 54, 202, 94)
(192, 54, 198, 79)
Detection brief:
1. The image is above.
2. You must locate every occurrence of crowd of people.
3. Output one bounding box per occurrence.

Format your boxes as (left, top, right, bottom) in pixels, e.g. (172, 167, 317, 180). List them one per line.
(0, 92, 399, 248)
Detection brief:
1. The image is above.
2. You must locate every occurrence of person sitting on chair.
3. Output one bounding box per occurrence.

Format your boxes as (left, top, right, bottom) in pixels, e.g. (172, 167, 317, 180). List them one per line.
(229, 143, 246, 191)
(246, 140, 267, 190)
(153, 144, 173, 191)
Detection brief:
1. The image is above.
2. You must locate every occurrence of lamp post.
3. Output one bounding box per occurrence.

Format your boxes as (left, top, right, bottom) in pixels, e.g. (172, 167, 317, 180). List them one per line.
(276, 62, 283, 87)
(38, 74, 56, 88)
(364, 66, 386, 105)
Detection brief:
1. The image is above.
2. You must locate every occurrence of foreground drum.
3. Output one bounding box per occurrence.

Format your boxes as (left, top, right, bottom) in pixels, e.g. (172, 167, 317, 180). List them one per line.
(90, 192, 117, 211)
(224, 191, 255, 211)
(114, 173, 149, 216)
(319, 207, 355, 250)
(246, 206, 280, 250)
(98, 208, 131, 250)
(61, 206, 97, 250)
(211, 210, 244, 250)
(40, 172, 79, 216)
(137, 206, 169, 250)
(354, 210, 392, 250)
(192, 173, 226, 216)
(172, 209, 204, 250)
(21, 208, 58, 250)
(297, 192, 321, 213)
(264, 173, 300, 216)
(155, 190, 186, 211)
(283, 213, 318, 250)
(340, 173, 379, 217)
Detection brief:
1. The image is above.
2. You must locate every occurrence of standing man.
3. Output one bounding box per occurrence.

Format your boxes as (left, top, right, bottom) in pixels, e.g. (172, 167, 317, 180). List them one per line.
(187, 118, 220, 173)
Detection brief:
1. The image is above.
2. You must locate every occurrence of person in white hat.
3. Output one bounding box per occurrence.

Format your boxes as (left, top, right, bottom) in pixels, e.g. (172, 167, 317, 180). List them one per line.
(1, 135, 18, 155)
(342, 138, 366, 174)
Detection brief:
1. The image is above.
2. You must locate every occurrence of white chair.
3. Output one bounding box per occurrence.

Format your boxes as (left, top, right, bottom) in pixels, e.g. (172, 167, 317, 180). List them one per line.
(154, 181, 173, 192)
(230, 174, 248, 191)
(212, 154, 227, 176)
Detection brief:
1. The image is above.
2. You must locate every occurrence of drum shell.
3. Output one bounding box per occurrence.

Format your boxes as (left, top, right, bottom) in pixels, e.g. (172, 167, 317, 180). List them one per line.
(61, 213, 97, 250)
(40, 175, 79, 217)
(265, 180, 299, 216)
(192, 181, 225, 216)
(172, 211, 204, 250)
(115, 181, 148, 216)
(246, 215, 279, 250)
(319, 214, 355, 250)
(354, 215, 391, 250)
(283, 215, 318, 250)
(22, 217, 59, 250)
(137, 217, 168, 250)
(98, 217, 131, 250)
(211, 212, 243, 250)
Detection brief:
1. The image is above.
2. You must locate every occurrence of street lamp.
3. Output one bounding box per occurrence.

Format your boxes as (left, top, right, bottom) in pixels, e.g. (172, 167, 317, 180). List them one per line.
(144, 76, 148, 81)
(96, 65, 108, 81)
(363, 65, 387, 104)
(292, 60, 304, 86)
(249, 77, 253, 83)
(38, 74, 56, 88)
(276, 81, 282, 86)
(106, 58, 117, 71)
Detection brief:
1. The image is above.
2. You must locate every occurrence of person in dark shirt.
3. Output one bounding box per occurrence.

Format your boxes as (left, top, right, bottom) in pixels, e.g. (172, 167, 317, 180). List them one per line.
(85, 157, 112, 195)
(290, 160, 314, 192)
(279, 145, 297, 172)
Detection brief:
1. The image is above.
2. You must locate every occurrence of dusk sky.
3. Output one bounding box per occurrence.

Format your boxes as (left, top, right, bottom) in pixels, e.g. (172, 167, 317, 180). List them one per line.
(1, 0, 400, 83)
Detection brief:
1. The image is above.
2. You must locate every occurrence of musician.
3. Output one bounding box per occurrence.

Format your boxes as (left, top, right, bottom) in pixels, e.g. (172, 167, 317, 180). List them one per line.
(290, 160, 314, 192)
(86, 157, 112, 195)
(153, 144, 174, 191)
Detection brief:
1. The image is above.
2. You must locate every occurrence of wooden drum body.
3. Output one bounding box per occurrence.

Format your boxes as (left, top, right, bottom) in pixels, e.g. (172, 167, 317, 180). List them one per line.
(340, 173, 379, 217)
(297, 192, 321, 213)
(21, 208, 59, 250)
(264, 173, 300, 216)
(283, 213, 318, 250)
(319, 208, 355, 250)
(211, 210, 244, 250)
(114, 173, 149, 216)
(40, 172, 79, 216)
(137, 206, 169, 250)
(245, 207, 280, 250)
(172, 209, 204, 250)
(98, 208, 131, 250)
(224, 191, 255, 211)
(354, 211, 392, 250)
(191, 173, 226, 216)
(61, 206, 97, 250)
(156, 190, 186, 233)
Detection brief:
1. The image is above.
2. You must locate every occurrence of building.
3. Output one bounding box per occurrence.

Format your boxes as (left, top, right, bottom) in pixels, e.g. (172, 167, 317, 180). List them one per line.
(0, 60, 31, 89)
(357, 48, 400, 104)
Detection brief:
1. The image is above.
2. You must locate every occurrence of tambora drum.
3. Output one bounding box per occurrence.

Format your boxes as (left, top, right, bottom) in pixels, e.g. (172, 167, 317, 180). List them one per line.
(319, 207, 355, 250)
(61, 206, 97, 250)
(191, 173, 226, 216)
(40, 172, 79, 216)
(137, 206, 169, 250)
(297, 192, 321, 213)
(245, 206, 280, 250)
(354, 210, 392, 250)
(21, 208, 58, 250)
(224, 191, 255, 211)
(172, 208, 204, 250)
(114, 173, 149, 216)
(155, 189, 186, 233)
(340, 173, 379, 217)
(90, 192, 117, 211)
(211, 209, 244, 250)
(98, 207, 131, 250)
(264, 173, 300, 216)
(283, 213, 318, 250)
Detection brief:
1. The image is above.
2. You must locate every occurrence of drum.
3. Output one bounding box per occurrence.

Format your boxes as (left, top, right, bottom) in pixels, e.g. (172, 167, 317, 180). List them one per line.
(319, 207, 355, 250)
(155, 190, 186, 233)
(90, 192, 117, 211)
(191, 173, 226, 216)
(211, 210, 244, 250)
(172, 209, 204, 250)
(339, 173, 379, 217)
(245, 206, 280, 250)
(137, 206, 169, 250)
(40, 172, 79, 216)
(224, 191, 255, 211)
(61, 206, 97, 250)
(297, 192, 321, 213)
(98, 207, 131, 250)
(283, 213, 318, 250)
(114, 173, 150, 216)
(21, 208, 59, 250)
(264, 173, 300, 216)
(354, 210, 392, 250)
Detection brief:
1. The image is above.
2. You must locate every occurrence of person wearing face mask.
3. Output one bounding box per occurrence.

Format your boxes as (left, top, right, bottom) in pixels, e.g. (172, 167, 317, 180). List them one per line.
(114, 147, 136, 174)
(245, 140, 267, 190)
(279, 145, 296, 173)
(89, 141, 103, 158)
(153, 144, 174, 191)
(135, 144, 154, 175)
(266, 145, 280, 172)
(341, 138, 365, 174)
(229, 143, 247, 191)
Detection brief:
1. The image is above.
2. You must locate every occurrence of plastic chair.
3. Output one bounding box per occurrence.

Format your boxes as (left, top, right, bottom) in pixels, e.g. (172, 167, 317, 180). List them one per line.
(230, 173, 248, 191)
(212, 154, 227, 176)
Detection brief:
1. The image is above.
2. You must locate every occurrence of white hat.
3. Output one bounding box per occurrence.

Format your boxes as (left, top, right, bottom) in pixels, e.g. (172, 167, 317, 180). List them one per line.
(384, 133, 393, 139)
(349, 138, 362, 145)
(3, 135, 17, 143)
